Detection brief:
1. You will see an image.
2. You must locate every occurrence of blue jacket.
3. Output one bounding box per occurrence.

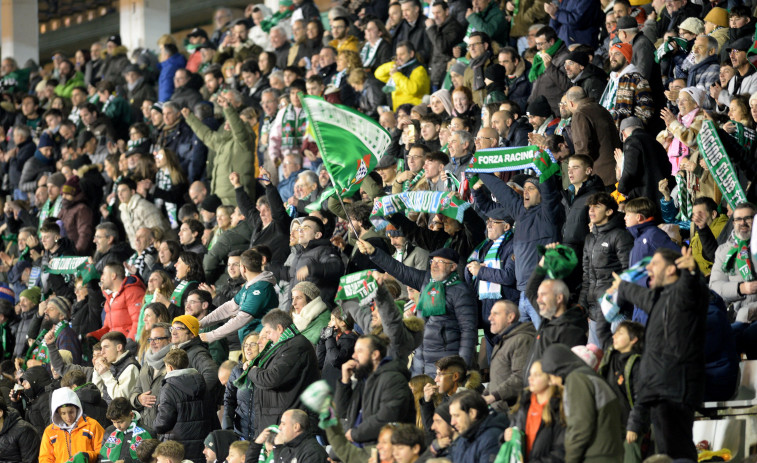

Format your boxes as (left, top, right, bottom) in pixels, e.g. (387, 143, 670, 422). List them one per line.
(369, 248, 478, 376)
(550, 0, 602, 48)
(478, 174, 565, 291)
(704, 291, 740, 402)
(628, 220, 680, 267)
(158, 53, 187, 102)
(278, 168, 307, 202)
(224, 363, 255, 441)
(449, 411, 510, 463)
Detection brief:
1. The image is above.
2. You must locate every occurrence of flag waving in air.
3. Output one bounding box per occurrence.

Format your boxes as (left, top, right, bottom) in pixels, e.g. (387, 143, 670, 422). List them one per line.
(299, 94, 393, 199)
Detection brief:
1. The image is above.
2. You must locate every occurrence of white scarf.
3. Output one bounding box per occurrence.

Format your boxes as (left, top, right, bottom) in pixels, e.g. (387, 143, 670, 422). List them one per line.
(292, 296, 328, 332)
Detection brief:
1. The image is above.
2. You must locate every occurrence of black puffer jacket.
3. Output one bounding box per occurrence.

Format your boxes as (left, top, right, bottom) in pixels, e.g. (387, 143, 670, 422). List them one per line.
(246, 431, 329, 463)
(369, 249, 478, 376)
(224, 363, 254, 441)
(247, 332, 320, 435)
(19, 365, 52, 433)
(617, 267, 707, 407)
(179, 337, 220, 401)
(153, 368, 218, 463)
(510, 390, 566, 463)
(75, 382, 109, 429)
(288, 238, 345, 308)
(0, 407, 40, 463)
(335, 358, 416, 444)
(560, 175, 605, 255)
(579, 213, 633, 317)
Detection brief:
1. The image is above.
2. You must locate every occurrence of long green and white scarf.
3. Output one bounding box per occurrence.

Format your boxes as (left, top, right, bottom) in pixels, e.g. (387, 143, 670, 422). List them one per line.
(100, 412, 152, 461)
(370, 191, 471, 230)
(156, 169, 179, 229)
(468, 231, 512, 299)
(234, 324, 301, 389)
(360, 39, 383, 67)
(417, 271, 461, 317)
(722, 232, 755, 282)
(528, 39, 563, 82)
(170, 280, 198, 306)
(402, 169, 426, 191)
(729, 121, 756, 152)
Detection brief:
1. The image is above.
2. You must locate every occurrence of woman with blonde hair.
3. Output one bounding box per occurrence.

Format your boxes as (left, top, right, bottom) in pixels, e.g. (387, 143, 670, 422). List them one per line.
(409, 374, 436, 430)
(503, 360, 566, 461)
(136, 301, 172, 364)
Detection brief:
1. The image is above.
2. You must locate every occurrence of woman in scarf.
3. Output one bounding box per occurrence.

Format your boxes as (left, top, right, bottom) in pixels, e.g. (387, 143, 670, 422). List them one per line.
(224, 332, 260, 441)
(136, 299, 172, 364)
(658, 86, 722, 222)
(297, 18, 324, 66)
(722, 95, 756, 152)
(360, 19, 393, 73)
(290, 281, 329, 345)
(146, 148, 187, 230)
(451, 87, 481, 132)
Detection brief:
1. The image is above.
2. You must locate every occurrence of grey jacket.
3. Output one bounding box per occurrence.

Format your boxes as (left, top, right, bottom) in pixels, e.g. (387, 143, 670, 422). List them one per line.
(486, 321, 536, 412)
(710, 235, 757, 322)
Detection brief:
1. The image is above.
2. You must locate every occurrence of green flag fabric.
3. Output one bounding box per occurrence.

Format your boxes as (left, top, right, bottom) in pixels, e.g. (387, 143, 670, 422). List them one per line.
(44, 256, 90, 275)
(335, 270, 378, 305)
(696, 120, 748, 210)
(305, 186, 336, 214)
(370, 191, 472, 230)
(299, 94, 392, 199)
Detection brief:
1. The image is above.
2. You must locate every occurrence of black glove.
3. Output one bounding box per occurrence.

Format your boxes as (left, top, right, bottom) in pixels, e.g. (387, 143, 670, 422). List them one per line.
(320, 325, 335, 341)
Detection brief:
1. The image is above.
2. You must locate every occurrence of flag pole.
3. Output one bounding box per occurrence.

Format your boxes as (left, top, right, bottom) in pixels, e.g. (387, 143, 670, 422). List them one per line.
(328, 172, 361, 242)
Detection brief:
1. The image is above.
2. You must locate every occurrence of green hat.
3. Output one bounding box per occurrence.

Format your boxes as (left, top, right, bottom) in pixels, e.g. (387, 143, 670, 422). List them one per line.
(20, 286, 41, 306)
(537, 245, 578, 280)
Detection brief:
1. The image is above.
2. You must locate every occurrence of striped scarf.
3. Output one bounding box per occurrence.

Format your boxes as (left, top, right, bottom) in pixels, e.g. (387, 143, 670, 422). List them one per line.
(468, 231, 512, 299)
(156, 169, 179, 228)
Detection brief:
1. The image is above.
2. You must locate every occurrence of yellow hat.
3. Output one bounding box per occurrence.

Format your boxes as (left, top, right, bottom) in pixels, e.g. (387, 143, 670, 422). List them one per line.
(704, 7, 729, 28)
(173, 315, 200, 337)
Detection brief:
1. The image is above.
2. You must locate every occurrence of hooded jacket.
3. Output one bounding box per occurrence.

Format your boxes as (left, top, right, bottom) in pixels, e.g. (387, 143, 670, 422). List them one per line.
(40, 388, 104, 463)
(88, 275, 146, 340)
(560, 175, 605, 256)
(449, 410, 510, 463)
(487, 321, 537, 411)
(153, 368, 217, 463)
(20, 365, 53, 432)
(334, 358, 416, 444)
(73, 383, 109, 430)
(0, 407, 40, 463)
(158, 52, 187, 102)
(541, 344, 623, 463)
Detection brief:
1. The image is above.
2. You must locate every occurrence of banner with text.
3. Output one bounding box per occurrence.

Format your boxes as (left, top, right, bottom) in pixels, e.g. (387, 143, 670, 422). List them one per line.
(335, 270, 378, 305)
(697, 120, 748, 210)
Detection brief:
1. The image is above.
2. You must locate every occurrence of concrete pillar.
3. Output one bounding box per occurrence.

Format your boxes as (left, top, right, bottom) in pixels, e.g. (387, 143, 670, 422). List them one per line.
(1, 0, 39, 64)
(120, 0, 170, 52)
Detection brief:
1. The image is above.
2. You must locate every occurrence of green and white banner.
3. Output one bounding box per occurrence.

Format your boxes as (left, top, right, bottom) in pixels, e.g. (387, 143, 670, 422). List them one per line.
(697, 120, 748, 210)
(335, 270, 378, 305)
(300, 94, 392, 199)
(465, 145, 541, 173)
(44, 256, 89, 275)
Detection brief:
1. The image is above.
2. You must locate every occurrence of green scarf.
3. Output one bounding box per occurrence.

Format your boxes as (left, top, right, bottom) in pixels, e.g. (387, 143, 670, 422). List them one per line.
(260, 7, 294, 33)
(100, 412, 152, 461)
(730, 121, 756, 152)
(170, 280, 198, 306)
(722, 233, 756, 282)
(234, 324, 301, 389)
(382, 59, 419, 93)
(66, 453, 89, 463)
(403, 169, 426, 191)
(27, 322, 67, 362)
(528, 39, 563, 82)
(417, 272, 461, 317)
(0, 321, 10, 360)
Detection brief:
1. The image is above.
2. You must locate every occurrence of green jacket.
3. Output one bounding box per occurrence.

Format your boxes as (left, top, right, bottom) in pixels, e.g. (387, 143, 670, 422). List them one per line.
(0, 68, 31, 93)
(55, 72, 85, 99)
(185, 106, 256, 205)
(466, 2, 508, 45)
(235, 278, 278, 342)
(102, 95, 132, 127)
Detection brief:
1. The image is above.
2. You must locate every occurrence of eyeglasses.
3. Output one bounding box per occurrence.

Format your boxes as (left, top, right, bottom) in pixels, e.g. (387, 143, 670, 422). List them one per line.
(487, 219, 505, 225)
(430, 259, 455, 266)
(469, 41, 483, 47)
(169, 326, 188, 333)
(148, 336, 170, 343)
(243, 342, 258, 348)
(186, 299, 202, 305)
(535, 41, 548, 49)
(475, 136, 497, 142)
(733, 216, 754, 224)
(435, 371, 454, 377)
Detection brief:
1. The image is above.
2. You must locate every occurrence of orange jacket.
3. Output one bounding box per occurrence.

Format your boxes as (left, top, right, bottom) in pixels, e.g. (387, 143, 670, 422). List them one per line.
(39, 415, 105, 463)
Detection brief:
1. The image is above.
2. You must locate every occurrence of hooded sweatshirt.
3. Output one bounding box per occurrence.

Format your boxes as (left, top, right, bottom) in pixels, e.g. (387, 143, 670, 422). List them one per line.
(40, 387, 104, 463)
(198, 271, 279, 343)
(541, 344, 623, 463)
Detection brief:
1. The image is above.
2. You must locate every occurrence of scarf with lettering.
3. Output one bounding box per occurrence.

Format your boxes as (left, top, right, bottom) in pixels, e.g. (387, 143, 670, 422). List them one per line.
(722, 232, 755, 282)
(100, 412, 152, 461)
(417, 271, 461, 317)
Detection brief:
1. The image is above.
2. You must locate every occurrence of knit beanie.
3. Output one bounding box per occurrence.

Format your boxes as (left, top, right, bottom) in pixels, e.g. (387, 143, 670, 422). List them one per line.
(38, 132, 55, 149)
(173, 315, 200, 337)
(612, 43, 633, 64)
(431, 89, 454, 115)
(484, 64, 507, 82)
(293, 281, 320, 301)
(48, 172, 67, 188)
(62, 175, 81, 196)
(48, 296, 72, 320)
(679, 17, 704, 36)
(0, 283, 15, 304)
(435, 401, 452, 425)
(20, 286, 41, 306)
(704, 7, 728, 28)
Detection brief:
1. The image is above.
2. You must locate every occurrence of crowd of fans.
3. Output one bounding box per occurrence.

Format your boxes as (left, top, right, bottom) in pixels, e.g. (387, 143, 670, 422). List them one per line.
(0, 0, 756, 461)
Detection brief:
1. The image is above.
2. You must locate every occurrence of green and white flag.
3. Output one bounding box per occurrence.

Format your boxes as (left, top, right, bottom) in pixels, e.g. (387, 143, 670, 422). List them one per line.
(299, 94, 392, 199)
(696, 120, 748, 210)
(305, 186, 335, 214)
(335, 270, 378, 305)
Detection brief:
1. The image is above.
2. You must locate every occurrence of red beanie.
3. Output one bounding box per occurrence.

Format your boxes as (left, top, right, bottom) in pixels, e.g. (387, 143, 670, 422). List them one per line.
(612, 43, 633, 65)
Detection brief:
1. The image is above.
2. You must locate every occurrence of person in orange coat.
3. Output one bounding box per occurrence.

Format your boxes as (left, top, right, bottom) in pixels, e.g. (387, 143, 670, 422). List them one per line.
(40, 387, 105, 463)
(87, 262, 146, 341)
